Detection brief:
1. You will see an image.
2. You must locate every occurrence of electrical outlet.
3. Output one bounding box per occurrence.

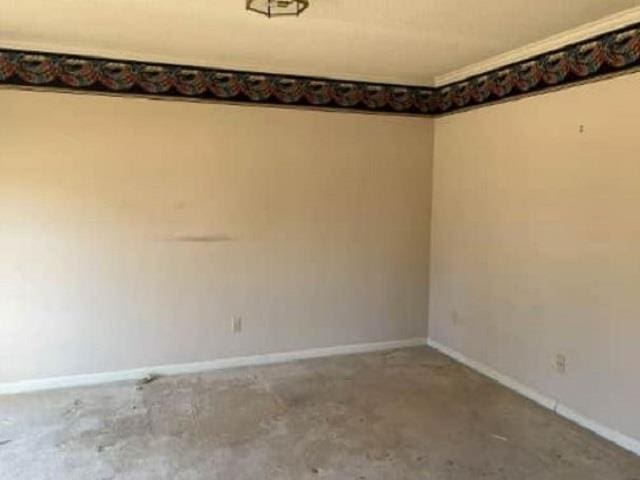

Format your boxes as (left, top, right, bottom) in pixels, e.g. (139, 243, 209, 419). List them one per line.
(555, 353, 566, 374)
(232, 316, 242, 334)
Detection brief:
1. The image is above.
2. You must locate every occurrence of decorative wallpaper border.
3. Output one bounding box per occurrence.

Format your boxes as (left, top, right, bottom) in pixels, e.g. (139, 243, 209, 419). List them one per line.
(0, 48, 436, 115)
(1, 22, 639, 116)
(433, 22, 640, 115)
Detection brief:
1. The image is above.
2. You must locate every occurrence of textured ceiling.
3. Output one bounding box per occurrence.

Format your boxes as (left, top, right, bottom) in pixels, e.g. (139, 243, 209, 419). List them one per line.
(1, 0, 639, 85)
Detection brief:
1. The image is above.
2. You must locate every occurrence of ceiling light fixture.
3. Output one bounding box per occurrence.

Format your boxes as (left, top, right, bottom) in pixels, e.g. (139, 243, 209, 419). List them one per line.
(246, 0, 309, 18)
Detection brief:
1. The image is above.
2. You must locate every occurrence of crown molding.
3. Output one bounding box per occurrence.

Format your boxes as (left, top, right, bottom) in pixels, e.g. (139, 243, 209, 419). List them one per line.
(435, 7, 640, 86)
(428, 20, 640, 115)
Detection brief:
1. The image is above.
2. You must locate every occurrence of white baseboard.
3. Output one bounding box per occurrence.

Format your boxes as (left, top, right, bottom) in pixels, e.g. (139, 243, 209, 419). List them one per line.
(0, 337, 427, 396)
(427, 338, 640, 457)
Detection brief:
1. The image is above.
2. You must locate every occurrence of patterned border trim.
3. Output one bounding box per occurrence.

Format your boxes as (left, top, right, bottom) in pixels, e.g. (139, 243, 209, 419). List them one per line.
(0, 48, 435, 115)
(0, 22, 639, 116)
(432, 23, 640, 114)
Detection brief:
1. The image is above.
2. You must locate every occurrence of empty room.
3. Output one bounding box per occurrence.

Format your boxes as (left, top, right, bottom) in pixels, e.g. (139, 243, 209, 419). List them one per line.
(1, 1, 639, 478)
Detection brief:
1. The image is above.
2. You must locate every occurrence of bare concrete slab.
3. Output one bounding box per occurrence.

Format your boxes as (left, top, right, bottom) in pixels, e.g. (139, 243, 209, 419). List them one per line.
(0, 347, 638, 479)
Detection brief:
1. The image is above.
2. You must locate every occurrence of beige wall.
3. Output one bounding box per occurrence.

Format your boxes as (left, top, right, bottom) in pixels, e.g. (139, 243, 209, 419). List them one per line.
(4, 69, 638, 447)
(430, 73, 640, 442)
(0, 89, 433, 383)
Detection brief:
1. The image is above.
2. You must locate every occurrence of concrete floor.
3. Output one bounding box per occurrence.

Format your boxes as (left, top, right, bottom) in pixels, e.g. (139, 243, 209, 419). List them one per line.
(0, 347, 638, 480)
